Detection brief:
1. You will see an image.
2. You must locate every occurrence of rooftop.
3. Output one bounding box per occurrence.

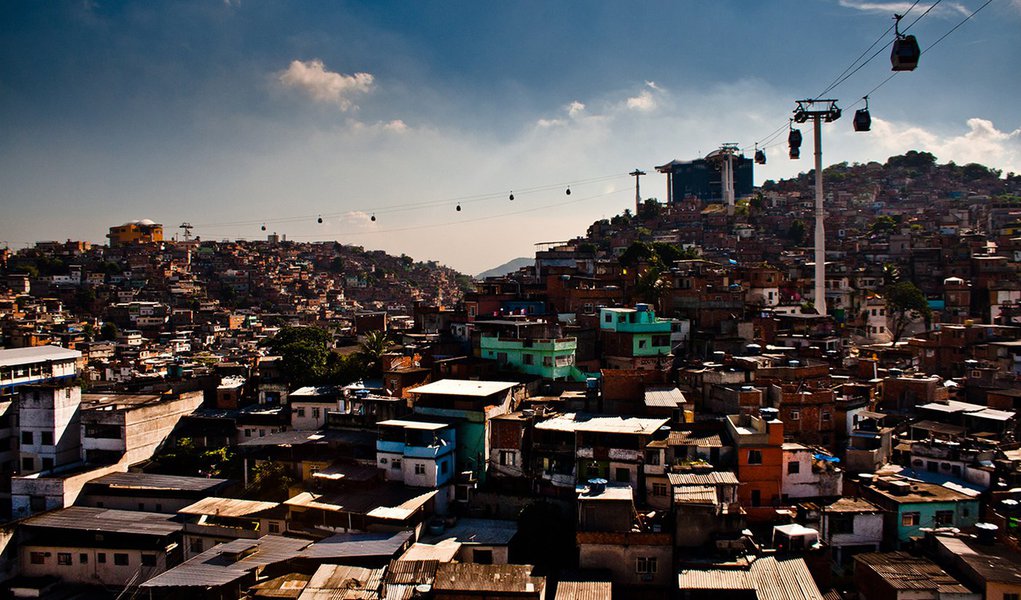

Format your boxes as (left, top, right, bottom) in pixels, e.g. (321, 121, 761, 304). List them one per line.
(22, 506, 182, 537)
(179, 497, 280, 518)
(536, 412, 668, 434)
(854, 551, 972, 594)
(86, 471, 229, 492)
(0, 345, 81, 367)
(410, 379, 518, 397)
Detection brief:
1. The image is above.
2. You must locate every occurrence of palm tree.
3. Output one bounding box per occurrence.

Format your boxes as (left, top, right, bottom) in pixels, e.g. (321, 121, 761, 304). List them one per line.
(358, 330, 395, 376)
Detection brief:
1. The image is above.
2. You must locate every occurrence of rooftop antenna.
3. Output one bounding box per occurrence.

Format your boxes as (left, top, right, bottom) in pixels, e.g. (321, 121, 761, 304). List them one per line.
(179, 222, 193, 241)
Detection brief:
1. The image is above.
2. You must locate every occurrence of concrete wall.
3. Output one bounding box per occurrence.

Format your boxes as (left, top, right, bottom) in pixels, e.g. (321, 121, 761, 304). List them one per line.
(122, 392, 204, 466)
(12, 463, 123, 518)
(577, 532, 673, 588)
(291, 401, 329, 430)
(20, 543, 171, 587)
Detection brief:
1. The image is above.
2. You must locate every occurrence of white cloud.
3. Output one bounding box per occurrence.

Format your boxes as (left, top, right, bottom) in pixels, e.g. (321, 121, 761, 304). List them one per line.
(277, 59, 374, 110)
(838, 1, 969, 17)
(567, 101, 586, 118)
(384, 119, 408, 132)
(858, 116, 1021, 173)
(343, 210, 378, 229)
(626, 81, 662, 112)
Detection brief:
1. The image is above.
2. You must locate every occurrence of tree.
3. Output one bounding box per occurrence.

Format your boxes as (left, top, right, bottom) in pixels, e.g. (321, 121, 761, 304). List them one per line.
(263, 326, 334, 387)
(358, 330, 395, 377)
(870, 216, 897, 235)
(786, 220, 807, 245)
(99, 322, 119, 341)
(884, 281, 931, 345)
(246, 461, 295, 501)
(638, 198, 662, 221)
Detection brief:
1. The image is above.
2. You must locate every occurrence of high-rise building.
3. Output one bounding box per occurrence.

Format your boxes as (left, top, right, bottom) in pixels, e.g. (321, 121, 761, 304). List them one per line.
(656, 155, 754, 204)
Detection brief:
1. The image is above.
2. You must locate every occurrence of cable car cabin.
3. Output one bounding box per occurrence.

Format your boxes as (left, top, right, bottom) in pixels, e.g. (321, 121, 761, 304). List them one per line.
(755, 149, 766, 164)
(891, 34, 920, 71)
(854, 108, 871, 132)
(789, 147, 800, 160)
(788, 129, 802, 148)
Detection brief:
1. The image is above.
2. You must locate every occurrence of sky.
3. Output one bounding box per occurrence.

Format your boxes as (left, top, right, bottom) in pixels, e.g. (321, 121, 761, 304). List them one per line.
(1, 1, 1020, 274)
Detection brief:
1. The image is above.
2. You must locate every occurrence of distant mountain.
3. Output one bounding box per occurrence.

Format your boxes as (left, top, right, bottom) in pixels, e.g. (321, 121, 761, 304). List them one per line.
(476, 257, 533, 279)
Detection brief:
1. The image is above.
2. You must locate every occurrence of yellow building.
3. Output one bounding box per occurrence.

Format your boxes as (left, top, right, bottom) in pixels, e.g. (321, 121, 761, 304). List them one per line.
(107, 219, 163, 246)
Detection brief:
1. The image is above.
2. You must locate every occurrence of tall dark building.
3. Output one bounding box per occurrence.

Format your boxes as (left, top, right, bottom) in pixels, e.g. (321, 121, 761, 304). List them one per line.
(656, 155, 754, 204)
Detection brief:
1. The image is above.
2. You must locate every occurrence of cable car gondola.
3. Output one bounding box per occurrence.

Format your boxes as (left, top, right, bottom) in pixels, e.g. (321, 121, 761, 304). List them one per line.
(370, 214, 376, 222)
(565, 187, 571, 196)
(788, 122, 802, 160)
(754, 145, 766, 165)
(261, 224, 266, 231)
(891, 14, 920, 71)
(455, 203, 461, 212)
(854, 97, 872, 132)
(509, 192, 514, 201)
(317, 215, 323, 224)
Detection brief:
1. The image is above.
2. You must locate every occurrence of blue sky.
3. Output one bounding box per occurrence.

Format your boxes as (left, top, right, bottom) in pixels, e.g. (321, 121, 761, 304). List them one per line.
(2, 1, 1019, 273)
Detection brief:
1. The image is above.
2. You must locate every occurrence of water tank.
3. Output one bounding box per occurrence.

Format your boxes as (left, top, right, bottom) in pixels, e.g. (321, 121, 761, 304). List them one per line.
(976, 522, 998, 545)
(586, 377, 599, 390)
(635, 303, 650, 312)
(588, 478, 608, 495)
(760, 407, 779, 421)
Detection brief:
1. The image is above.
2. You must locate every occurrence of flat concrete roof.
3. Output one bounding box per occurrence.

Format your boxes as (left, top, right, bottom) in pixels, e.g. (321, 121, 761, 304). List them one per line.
(410, 379, 518, 397)
(0, 345, 80, 367)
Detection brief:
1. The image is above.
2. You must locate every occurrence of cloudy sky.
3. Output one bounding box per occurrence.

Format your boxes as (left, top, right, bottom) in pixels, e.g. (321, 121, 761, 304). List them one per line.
(2, 1, 1019, 273)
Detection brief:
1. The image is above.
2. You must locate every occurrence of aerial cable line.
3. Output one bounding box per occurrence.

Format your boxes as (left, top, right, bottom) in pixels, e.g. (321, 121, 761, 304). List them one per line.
(845, 0, 994, 111)
(190, 172, 629, 228)
(198, 188, 628, 240)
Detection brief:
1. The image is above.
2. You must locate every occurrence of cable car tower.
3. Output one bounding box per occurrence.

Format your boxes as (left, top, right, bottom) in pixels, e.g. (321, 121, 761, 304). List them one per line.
(707, 143, 740, 216)
(179, 222, 193, 242)
(793, 99, 841, 315)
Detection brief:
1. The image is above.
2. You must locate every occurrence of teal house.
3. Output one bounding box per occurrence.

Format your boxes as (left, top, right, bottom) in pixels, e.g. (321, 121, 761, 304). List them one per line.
(599, 305, 674, 370)
(861, 476, 980, 546)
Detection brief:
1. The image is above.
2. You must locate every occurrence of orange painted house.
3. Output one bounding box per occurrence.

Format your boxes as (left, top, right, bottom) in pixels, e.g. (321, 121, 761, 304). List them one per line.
(726, 408, 784, 522)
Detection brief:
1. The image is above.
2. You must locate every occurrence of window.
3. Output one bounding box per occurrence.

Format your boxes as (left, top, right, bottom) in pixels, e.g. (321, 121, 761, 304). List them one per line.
(543, 356, 553, 367)
(787, 461, 801, 475)
(1004, 594, 1019, 600)
(638, 340, 647, 349)
(296, 407, 305, 418)
(652, 335, 671, 347)
(615, 468, 630, 483)
(822, 412, 831, 422)
(312, 407, 320, 418)
(40, 431, 53, 445)
(97, 553, 107, 564)
(751, 489, 762, 507)
(244, 429, 252, 437)
(268, 522, 280, 534)
(473, 549, 494, 565)
(605, 313, 613, 323)
(748, 450, 763, 464)
(497, 352, 508, 364)
(141, 554, 156, 567)
(902, 512, 920, 526)
(652, 482, 668, 496)
(646, 450, 661, 466)
(499, 451, 516, 467)
(829, 515, 854, 535)
(636, 557, 658, 574)
(414, 463, 426, 475)
(41, 458, 53, 471)
(440, 461, 449, 474)
(190, 539, 203, 554)
(21, 431, 32, 445)
(21, 457, 33, 472)
(58, 553, 72, 565)
(790, 410, 800, 421)
(114, 553, 129, 566)
(523, 353, 534, 365)
(391, 459, 401, 470)
(80, 553, 88, 564)
(934, 510, 954, 526)
(30, 552, 46, 565)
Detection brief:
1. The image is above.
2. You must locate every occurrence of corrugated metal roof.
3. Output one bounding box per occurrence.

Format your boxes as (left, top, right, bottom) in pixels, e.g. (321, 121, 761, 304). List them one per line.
(644, 387, 687, 407)
(674, 485, 718, 504)
(433, 563, 543, 594)
(298, 565, 382, 600)
(398, 541, 460, 562)
(87, 471, 229, 492)
(384, 559, 440, 585)
(179, 496, 280, 517)
(854, 552, 972, 593)
(823, 497, 882, 513)
(668, 471, 739, 486)
(665, 430, 724, 447)
(142, 536, 312, 589)
(376, 419, 449, 431)
(678, 557, 823, 600)
(419, 518, 518, 546)
(22, 506, 182, 537)
(554, 580, 612, 600)
(301, 531, 413, 560)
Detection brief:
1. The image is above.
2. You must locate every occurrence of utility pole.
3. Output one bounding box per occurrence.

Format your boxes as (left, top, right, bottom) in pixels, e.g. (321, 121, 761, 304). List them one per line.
(793, 99, 841, 316)
(630, 169, 646, 215)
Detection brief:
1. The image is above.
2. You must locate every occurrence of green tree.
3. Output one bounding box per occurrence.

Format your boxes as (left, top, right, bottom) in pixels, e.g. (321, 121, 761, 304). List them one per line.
(99, 322, 120, 341)
(638, 198, 662, 221)
(786, 220, 807, 245)
(884, 281, 931, 345)
(263, 326, 334, 387)
(246, 461, 296, 501)
(870, 216, 897, 235)
(358, 330, 395, 377)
